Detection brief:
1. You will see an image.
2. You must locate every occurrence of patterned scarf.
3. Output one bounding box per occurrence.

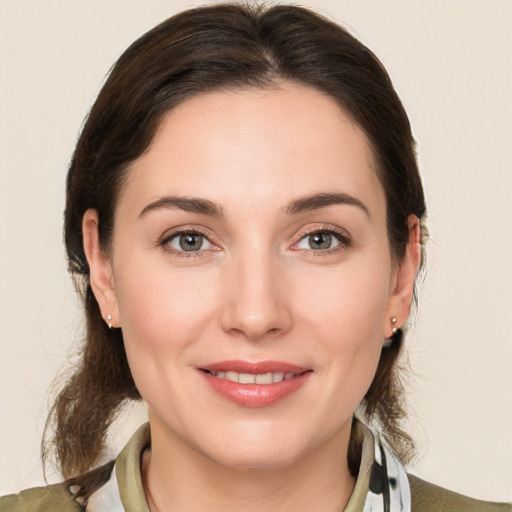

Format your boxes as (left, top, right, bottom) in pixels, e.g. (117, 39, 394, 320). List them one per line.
(362, 433, 411, 512)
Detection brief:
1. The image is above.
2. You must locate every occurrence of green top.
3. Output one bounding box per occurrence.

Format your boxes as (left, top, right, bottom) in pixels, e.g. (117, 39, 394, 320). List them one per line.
(1, 423, 510, 511)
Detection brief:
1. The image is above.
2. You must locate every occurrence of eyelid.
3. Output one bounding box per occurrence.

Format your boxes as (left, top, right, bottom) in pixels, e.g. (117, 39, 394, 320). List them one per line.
(291, 225, 351, 251)
(167, 232, 213, 252)
(158, 226, 219, 257)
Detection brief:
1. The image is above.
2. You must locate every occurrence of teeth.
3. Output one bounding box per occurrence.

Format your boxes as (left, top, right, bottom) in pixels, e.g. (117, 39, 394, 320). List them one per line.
(209, 370, 298, 384)
(273, 372, 284, 383)
(255, 373, 273, 384)
(239, 373, 256, 384)
(225, 371, 238, 382)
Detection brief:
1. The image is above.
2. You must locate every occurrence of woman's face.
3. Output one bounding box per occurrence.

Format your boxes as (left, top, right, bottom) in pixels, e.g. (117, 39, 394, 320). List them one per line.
(85, 83, 417, 470)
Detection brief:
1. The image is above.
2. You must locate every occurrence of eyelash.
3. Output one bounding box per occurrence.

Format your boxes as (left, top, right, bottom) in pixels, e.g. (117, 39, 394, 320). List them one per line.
(158, 225, 351, 259)
(293, 225, 351, 254)
(159, 228, 216, 259)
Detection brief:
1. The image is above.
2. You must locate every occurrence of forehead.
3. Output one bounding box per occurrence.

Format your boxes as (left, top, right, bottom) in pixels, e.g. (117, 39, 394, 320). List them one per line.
(118, 83, 385, 220)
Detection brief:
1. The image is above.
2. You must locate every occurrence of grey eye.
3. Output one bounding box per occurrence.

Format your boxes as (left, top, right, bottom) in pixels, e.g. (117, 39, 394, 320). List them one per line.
(296, 232, 341, 250)
(168, 233, 212, 252)
(309, 233, 332, 250)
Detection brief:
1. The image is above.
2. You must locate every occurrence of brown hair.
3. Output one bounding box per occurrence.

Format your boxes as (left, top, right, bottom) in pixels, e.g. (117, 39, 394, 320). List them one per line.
(45, 2, 426, 478)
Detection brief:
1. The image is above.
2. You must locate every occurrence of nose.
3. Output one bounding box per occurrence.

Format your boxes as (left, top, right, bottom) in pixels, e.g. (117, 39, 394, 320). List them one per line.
(220, 251, 293, 341)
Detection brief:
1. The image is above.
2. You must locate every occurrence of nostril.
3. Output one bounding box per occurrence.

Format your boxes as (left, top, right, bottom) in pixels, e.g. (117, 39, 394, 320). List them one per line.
(219, 286, 293, 341)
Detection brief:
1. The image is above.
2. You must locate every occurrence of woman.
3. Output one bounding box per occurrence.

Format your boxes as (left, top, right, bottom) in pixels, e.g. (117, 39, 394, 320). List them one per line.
(1, 3, 510, 511)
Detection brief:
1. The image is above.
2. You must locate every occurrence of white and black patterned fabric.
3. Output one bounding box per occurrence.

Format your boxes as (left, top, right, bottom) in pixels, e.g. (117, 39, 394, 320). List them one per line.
(362, 432, 411, 512)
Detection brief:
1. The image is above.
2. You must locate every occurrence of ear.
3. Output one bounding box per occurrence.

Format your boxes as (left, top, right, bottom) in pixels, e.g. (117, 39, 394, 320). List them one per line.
(82, 209, 120, 328)
(384, 215, 422, 337)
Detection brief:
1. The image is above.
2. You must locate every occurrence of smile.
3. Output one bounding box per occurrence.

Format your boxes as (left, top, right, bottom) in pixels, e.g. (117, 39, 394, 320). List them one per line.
(199, 361, 312, 407)
(203, 370, 299, 384)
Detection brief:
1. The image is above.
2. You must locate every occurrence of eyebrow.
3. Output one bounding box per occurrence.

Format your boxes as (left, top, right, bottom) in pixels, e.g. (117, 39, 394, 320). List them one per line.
(139, 196, 223, 218)
(285, 192, 370, 217)
(139, 192, 369, 219)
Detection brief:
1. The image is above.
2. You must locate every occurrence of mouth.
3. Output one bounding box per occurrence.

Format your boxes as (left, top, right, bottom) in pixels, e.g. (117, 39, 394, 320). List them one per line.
(198, 361, 312, 407)
(201, 369, 304, 384)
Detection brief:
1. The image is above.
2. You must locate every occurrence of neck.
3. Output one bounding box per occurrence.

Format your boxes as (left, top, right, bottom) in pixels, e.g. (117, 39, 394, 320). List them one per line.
(143, 418, 356, 512)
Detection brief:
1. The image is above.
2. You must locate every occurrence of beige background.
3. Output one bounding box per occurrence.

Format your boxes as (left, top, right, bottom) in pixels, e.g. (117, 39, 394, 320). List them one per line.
(1, 0, 511, 501)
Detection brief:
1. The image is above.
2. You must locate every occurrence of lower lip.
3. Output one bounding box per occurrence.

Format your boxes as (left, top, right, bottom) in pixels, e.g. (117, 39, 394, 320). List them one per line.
(200, 371, 311, 407)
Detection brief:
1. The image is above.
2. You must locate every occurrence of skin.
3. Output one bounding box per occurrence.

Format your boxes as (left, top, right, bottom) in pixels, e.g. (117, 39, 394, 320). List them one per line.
(83, 83, 420, 512)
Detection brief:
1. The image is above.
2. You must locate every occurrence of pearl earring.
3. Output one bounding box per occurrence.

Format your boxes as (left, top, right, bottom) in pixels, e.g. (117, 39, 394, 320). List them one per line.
(383, 317, 399, 348)
(107, 314, 112, 330)
(391, 316, 398, 334)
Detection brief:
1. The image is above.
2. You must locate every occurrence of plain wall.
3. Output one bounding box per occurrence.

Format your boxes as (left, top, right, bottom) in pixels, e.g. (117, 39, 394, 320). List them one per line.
(1, 0, 511, 501)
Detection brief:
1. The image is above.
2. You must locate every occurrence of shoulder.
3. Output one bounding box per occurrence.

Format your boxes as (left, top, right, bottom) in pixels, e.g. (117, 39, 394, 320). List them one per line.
(0, 482, 83, 512)
(0, 461, 115, 512)
(409, 474, 512, 512)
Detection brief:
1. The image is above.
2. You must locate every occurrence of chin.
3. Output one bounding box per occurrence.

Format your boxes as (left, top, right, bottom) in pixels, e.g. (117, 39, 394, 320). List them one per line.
(194, 421, 324, 471)
(206, 442, 306, 471)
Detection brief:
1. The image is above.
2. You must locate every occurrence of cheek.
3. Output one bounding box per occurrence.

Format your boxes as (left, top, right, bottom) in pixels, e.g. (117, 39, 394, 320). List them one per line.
(294, 257, 392, 339)
(112, 260, 221, 415)
(292, 258, 391, 399)
(113, 258, 219, 358)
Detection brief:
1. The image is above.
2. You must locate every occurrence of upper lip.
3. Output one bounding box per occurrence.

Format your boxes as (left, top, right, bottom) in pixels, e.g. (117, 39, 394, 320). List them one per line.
(199, 360, 310, 375)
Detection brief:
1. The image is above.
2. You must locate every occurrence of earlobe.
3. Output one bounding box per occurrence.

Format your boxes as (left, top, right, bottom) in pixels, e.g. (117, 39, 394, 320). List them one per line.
(82, 209, 120, 328)
(385, 215, 421, 337)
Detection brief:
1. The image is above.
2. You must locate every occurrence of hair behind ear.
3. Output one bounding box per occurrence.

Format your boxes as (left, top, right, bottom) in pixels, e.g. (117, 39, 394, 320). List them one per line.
(42, 286, 140, 478)
(358, 328, 414, 468)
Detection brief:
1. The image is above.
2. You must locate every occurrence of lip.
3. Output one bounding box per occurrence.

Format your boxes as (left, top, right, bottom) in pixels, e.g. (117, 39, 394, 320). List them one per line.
(198, 360, 312, 407)
(201, 360, 309, 374)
